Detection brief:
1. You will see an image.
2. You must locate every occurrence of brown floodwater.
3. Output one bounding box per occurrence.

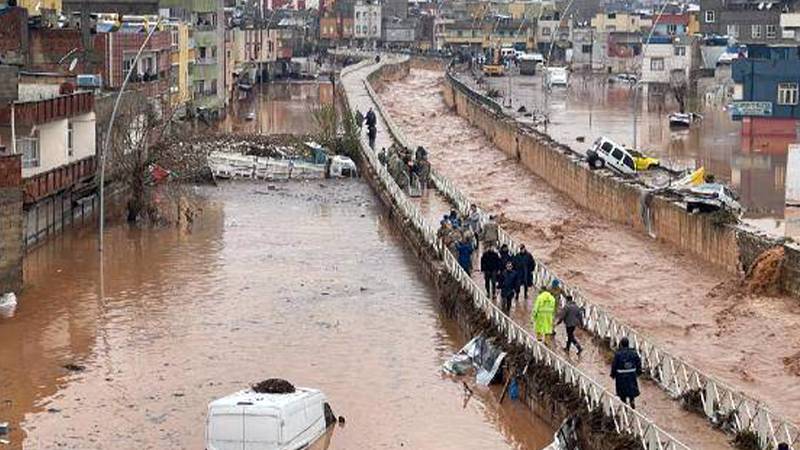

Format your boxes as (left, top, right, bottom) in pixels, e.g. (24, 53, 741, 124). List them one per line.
(0, 180, 554, 449)
(480, 72, 799, 237)
(379, 68, 800, 428)
(220, 81, 335, 135)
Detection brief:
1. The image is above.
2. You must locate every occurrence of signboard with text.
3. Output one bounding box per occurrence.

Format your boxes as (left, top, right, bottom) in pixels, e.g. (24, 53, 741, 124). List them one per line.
(730, 101, 773, 117)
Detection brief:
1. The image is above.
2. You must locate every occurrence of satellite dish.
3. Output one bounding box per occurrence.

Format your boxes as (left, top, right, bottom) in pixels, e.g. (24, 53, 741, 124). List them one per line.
(68, 58, 78, 72)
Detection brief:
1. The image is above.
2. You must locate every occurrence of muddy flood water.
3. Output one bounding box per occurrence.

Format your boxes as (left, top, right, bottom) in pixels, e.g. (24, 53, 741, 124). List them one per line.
(220, 81, 334, 135)
(481, 72, 800, 237)
(379, 68, 800, 426)
(0, 181, 554, 449)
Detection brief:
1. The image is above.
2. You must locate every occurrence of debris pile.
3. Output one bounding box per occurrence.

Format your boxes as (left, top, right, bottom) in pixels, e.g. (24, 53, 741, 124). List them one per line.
(151, 134, 313, 180)
(251, 378, 296, 394)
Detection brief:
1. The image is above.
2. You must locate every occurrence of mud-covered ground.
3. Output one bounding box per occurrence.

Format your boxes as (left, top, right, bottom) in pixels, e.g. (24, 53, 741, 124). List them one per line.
(0, 181, 553, 449)
(379, 68, 800, 425)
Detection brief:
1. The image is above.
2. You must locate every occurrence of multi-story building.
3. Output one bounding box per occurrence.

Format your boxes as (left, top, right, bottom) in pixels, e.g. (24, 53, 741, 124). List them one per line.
(641, 35, 695, 92)
(168, 21, 194, 109)
(590, 11, 651, 33)
(354, 0, 381, 44)
(383, 18, 419, 46)
(731, 45, 800, 138)
(700, 0, 797, 44)
(160, 0, 227, 115)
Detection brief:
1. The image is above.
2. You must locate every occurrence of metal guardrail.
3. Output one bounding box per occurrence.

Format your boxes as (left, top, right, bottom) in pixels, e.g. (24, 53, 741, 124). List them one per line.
(365, 56, 800, 450)
(344, 58, 692, 450)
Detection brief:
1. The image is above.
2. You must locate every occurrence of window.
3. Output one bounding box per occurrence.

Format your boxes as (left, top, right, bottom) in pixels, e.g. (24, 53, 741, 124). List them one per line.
(356, 11, 360, 18)
(674, 46, 686, 56)
(193, 80, 205, 95)
(199, 47, 207, 59)
(171, 30, 178, 47)
(751, 24, 762, 39)
(623, 155, 635, 170)
(705, 10, 715, 23)
(611, 148, 624, 161)
(541, 26, 551, 36)
(667, 24, 677, 34)
(211, 46, 217, 58)
(123, 56, 135, 75)
(18, 137, 40, 169)
(67, 121, 74, 157)
(767, 24, 777, 39)
(650, 57, 665, 71)
(778, 82, 799, 105)
(726, 24, 739, 37)
(582, 44, 592, 53)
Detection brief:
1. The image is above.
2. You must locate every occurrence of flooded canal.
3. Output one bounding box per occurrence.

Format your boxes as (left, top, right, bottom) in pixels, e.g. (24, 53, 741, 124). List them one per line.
(481, 72, 799, 237)
(0, 181, 553, 449)
(380, 68, 800, 426)
(220, 81, 334, 135)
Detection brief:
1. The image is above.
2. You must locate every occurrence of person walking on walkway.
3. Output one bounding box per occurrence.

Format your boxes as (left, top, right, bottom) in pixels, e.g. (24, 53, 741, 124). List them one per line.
(367, 125, 377, 150)
(499, 261, 518, 314)
(456, 234, 475, 274)
(481, 214, 499, 249)
(556, 295, 583, 355)
(355, 109, 364, 129)
(532, 282, 557, 344)
(480, 245, 501, 299)
(365, 107, 377, 129)
(513, 244, 536, 300)
(610, 337, 642, 409)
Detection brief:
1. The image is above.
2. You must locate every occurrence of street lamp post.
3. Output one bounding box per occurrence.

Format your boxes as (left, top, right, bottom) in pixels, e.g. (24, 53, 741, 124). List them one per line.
(98, 18, 163, 252)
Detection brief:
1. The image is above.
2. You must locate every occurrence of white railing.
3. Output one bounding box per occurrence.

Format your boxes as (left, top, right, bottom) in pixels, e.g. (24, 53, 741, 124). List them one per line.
(360, 56, 800, 450)
(343, 58, 693, 450)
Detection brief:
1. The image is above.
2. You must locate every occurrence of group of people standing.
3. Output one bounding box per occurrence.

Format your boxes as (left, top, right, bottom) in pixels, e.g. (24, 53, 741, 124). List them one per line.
(378, 144, 431, 192)
(434, 205, 649, 408)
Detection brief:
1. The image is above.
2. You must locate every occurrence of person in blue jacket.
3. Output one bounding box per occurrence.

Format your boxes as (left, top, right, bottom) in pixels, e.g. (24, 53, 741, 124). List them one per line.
(610, 337, 643, 409)
(456, 235, 474, 274)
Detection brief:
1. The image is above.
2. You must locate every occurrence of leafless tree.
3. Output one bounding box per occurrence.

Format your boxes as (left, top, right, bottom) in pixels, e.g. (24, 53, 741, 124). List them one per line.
(669, 70, 689, 114)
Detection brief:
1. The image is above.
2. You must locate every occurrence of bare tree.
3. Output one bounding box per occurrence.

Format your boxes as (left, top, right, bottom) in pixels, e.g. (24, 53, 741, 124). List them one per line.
(669, 70, 689, 114)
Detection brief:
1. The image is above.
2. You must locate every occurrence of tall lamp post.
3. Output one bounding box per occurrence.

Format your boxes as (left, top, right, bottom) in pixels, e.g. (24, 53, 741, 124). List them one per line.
(98, 18, 163, 252)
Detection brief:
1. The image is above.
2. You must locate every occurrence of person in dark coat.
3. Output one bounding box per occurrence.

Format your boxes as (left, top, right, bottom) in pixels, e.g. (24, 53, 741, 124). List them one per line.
(498, 261, 518, 314)
(556, 295, 583, 355)
(456, 235, 474, 274)
(355, 109, 364, 129)
(365, 108, 377, 129)
(480, 245, 502, 299)
(610, 337, 642, 409)
(513, 244, 536, 300)
(498, 244, 514, 271)
(367, 126, 377, 150)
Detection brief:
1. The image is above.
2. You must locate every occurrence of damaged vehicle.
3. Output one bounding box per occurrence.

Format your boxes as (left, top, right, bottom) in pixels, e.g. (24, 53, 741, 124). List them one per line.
(206, 379, 336, 450)
(444, 335, 507, 386)
(586, 137, 660, 175)
(683, 183, 743, 214)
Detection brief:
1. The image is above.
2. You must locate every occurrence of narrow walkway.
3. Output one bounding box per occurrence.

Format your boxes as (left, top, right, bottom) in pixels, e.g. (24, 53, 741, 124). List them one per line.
(343, 58, 732, 450)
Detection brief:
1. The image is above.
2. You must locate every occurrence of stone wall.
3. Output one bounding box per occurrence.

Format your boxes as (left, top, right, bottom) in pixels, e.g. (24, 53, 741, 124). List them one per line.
(0, 155, 23, 294)
(442, 72, 800, 297)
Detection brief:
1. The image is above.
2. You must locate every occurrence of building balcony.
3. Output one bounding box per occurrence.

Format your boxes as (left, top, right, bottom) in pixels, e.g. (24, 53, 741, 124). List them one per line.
(23, 155, 96, 204)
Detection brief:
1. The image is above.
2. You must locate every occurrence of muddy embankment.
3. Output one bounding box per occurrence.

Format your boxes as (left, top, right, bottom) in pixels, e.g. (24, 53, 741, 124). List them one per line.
(342, 60, 651, 450)
(442, 72, 800, 297)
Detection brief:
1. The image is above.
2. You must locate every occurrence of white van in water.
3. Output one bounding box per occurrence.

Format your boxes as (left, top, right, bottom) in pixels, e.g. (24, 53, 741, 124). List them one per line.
(206, 387, 329, 450)
(546, 67, 568, 87)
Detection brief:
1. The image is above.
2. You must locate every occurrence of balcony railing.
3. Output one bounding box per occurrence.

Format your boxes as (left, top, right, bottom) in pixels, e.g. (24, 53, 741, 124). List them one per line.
(23, 155, 97, 204)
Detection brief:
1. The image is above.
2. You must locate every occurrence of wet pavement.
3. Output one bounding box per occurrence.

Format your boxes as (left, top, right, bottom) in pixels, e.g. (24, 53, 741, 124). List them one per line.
(0, 180, 555, 450)
(378, 68, 800, 429)
(473, 70, 799, 238)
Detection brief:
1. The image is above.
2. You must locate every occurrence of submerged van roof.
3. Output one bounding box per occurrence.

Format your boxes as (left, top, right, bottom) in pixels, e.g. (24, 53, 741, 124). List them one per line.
(209, 387, 324, 412)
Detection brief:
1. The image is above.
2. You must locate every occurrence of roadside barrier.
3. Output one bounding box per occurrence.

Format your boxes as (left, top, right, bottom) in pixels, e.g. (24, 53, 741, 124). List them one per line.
(343, 58, 693, 450)
(358, 55, 800, 450)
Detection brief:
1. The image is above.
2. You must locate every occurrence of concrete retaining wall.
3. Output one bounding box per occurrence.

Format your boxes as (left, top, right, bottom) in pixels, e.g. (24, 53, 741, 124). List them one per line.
(442, 72, 800, 296)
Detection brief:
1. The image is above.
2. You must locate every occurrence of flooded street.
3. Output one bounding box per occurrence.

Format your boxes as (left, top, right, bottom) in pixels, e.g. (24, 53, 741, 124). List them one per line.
(0, 181, 553, 449)
(379, 68, 800, 426)
(220, 81, 334, 135)
(480, 72, 799, 237)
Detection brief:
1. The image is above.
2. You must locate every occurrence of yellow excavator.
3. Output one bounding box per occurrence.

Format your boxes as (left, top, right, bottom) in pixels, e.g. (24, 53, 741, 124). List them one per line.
(482, 44, 504, 76)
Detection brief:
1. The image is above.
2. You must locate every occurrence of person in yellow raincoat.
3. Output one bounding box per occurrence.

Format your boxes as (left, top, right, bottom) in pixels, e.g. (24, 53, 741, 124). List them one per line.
(532, 280, 559, 344)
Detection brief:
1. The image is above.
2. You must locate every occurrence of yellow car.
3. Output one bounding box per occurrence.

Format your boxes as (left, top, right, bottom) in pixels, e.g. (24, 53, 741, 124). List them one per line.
(482, 64, 504, 76)
(628, 149, 660, 171)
